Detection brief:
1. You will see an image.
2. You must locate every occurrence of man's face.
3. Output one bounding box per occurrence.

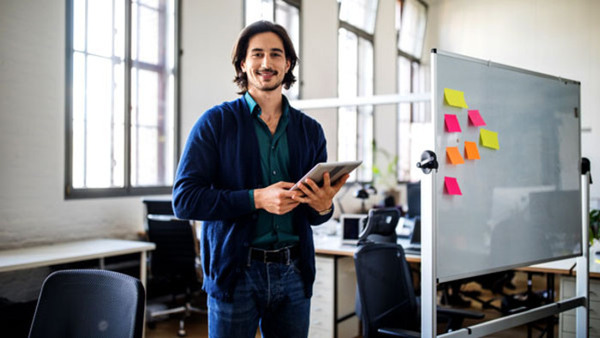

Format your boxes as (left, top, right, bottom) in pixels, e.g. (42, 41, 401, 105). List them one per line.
(241, 32, 291, 94)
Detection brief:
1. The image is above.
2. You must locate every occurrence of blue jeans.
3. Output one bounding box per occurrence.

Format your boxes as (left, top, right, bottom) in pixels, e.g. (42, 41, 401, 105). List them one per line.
(207, 258, 311, 338)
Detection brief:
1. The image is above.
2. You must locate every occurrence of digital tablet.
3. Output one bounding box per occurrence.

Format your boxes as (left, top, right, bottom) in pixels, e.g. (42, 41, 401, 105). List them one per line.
(289, 160, 362, 191)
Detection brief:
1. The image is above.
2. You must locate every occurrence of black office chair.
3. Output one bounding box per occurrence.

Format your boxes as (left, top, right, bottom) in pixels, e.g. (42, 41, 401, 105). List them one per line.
(354, 243, 484, 337)
(28, 269, 145, 338)
(146, 215, 205, 337)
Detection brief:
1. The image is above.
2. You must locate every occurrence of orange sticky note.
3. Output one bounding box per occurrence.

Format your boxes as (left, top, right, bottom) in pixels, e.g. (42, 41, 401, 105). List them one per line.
(468, 110, 486, 126)
(444, 114, 462, 132)
(464, 141, 480, 160)
(444, 176, 462, 195)
(446, 147, 464, 165)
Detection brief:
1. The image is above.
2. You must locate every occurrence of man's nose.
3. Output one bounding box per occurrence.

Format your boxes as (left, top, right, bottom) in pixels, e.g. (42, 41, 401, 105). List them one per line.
(261, 55, 271, 68)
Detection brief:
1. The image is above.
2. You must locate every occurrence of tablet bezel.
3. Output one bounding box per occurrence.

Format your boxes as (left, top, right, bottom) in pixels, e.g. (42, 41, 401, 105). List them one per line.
(289, 160, 362, 191)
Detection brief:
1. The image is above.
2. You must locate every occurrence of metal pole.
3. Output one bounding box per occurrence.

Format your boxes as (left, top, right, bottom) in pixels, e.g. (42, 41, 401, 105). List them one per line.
(575, 171, 590, 337)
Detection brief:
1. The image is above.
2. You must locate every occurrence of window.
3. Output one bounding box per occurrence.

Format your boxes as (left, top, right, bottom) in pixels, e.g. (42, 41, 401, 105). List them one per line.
(245, 0, 301, 100)
(337, 0, 378, 182)
(396, 0, 428, 182)
(66, 0, 178, 198)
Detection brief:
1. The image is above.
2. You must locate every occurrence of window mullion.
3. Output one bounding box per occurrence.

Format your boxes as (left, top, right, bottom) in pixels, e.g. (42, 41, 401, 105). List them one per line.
(124, 0, 132, 191)
(83, 0, 89, 187)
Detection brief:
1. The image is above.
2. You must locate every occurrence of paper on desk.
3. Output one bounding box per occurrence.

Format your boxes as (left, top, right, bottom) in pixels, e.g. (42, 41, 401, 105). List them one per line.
(444, 88, 469, 108)
(480, 129, 500, 150)
(444, 114, 462, 132)
(444, 176, 462, 195)
(446, 146, 464, 165)
(464, 141, 480, 160)
(468, 110, 486, 126)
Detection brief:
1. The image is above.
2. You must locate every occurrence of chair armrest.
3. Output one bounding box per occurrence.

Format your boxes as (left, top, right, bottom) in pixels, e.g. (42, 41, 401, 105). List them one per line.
(378, 327, 422, 338)
(437, 306, 485, 320)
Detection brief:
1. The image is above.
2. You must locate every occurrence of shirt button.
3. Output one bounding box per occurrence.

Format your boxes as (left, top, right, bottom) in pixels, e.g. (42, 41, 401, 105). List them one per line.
(271, 146, 275, 150)
(272, 170, 277, 175)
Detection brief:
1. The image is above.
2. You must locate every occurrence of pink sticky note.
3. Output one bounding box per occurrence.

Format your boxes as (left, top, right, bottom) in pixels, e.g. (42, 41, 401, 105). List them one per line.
(444, 114, 462, 132)
(444, 176, 462, 195)
(468, 110, 486, 126)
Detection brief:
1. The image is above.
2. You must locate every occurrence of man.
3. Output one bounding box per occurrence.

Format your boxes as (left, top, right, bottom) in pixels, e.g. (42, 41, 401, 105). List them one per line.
(173, 21, 349, 338)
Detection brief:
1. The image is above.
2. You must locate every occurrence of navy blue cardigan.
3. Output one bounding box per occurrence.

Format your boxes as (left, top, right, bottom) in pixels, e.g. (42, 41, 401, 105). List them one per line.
(172, 96, 332, 301)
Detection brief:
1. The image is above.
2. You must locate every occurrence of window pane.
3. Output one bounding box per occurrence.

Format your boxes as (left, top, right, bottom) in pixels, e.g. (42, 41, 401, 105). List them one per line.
(338, 28, 358, 180)
(276, 0, 300, 99)
(339, 0, 379, 35)
(398, 0, 427, 59)
(73, 0, 86, 51)
(130, 0, 175, 187)
(87, 0, 114, 57)
(133, 2, 159, 64)
(245, 0, 274, 24)
(86, 55, 124, 188)
(358, 37, 373, 181)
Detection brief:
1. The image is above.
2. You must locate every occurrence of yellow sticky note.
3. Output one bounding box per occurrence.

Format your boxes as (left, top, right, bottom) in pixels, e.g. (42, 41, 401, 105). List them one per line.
(464, 141, 480, 160)
(480, 129, 500, 150)
(444, 88, 469, 108)
(446, 147, 464, 165)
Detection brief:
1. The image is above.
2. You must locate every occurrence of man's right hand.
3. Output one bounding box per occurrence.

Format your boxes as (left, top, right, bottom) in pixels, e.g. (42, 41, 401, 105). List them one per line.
(254, 181, 300, 215)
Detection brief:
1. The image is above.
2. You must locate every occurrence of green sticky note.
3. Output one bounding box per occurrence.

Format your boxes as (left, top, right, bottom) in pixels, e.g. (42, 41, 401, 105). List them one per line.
(480, 129, 499, 150)
(444, 88, 469, 108)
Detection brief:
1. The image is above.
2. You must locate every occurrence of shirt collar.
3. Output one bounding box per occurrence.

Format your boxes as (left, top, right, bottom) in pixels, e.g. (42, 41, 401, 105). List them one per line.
(244, 92, 289, 118)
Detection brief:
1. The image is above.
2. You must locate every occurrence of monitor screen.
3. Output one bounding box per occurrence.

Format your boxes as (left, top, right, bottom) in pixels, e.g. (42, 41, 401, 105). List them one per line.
(407, 181, 421, 218)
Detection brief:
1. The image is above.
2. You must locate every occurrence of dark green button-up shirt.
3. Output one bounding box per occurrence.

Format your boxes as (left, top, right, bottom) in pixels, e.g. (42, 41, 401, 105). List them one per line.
(245, 92, 299, 249)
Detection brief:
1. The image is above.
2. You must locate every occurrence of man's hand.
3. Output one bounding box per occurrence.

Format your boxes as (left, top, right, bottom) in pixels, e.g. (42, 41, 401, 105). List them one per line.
(254, 181, 300, 215)
(291, 172, 349, 213)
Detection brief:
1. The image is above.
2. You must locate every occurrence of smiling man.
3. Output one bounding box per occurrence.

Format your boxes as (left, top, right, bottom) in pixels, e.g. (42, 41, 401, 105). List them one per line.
(172, 21, 349, 338)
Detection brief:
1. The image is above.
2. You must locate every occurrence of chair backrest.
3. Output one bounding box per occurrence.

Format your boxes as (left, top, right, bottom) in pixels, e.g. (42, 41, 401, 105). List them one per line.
(354, 243, 418, 338)
(28, 269, 145, 338)
(358, 208, 401, 244)
(146, 216, 199, 289)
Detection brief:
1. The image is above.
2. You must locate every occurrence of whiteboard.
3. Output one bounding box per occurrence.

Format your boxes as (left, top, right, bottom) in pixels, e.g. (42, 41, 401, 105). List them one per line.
(431, 50, 582, 282)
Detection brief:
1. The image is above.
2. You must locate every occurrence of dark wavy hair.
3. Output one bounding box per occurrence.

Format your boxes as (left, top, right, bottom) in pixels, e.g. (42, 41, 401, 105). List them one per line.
(232, 21, 298, 94)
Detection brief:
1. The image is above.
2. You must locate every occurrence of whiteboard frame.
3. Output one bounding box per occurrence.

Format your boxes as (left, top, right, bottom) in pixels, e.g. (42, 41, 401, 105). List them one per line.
(423, 48, 587, 337)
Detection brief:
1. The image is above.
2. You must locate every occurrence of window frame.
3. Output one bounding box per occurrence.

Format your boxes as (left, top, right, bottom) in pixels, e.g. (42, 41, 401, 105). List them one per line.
(64, 0, 181, 199)
(396, 0, 428, 183)
(337, 18, 377, 184)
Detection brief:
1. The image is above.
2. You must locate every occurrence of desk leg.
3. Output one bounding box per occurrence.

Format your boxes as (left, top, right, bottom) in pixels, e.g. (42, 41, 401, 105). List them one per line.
(140, 251, 148, 338)
(140, 251, 147, 288)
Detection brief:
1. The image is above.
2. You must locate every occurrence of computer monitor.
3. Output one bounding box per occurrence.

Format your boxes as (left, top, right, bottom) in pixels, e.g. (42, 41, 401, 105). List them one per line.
(406, 181, 421, 218)
(358, 208, 401, 244)
(341, 214, 366, 245)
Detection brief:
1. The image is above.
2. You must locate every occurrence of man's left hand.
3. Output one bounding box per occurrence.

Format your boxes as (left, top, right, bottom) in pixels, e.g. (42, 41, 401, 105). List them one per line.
(291, 172, 349, 213)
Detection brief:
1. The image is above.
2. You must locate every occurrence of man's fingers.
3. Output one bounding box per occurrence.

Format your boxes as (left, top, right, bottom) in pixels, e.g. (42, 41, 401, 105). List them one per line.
(303, 178, 320, 192)
(322, 172, 331, 187)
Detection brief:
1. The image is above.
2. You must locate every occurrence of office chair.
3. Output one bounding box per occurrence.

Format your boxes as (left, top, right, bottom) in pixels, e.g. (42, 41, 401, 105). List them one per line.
(354, 243, 484, 338)
(28, 269, 145, 338)
(146, 215, 206, 337)
(358, 207, 401, 244)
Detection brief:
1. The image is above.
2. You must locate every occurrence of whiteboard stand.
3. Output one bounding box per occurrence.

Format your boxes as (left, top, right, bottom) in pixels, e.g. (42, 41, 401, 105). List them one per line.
(427, 170, 591, 337)
(576, 169, 591, 337)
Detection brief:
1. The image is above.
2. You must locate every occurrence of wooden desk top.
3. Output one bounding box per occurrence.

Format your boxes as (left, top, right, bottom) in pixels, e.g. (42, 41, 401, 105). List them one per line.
(314, 232, 600, 277)
(0, 239, 156, 273)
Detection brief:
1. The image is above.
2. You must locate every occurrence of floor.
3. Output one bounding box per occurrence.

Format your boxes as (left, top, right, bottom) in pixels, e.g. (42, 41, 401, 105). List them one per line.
(145, 271, 558, 338)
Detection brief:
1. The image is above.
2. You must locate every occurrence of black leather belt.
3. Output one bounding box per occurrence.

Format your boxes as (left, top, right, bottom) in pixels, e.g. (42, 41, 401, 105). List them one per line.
(249, 245, 300, 264)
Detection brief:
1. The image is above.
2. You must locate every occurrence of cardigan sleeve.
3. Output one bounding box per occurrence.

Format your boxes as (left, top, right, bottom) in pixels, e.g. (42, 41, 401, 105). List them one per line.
(304, 121, 334, 225)
(172, 112, 254, 221)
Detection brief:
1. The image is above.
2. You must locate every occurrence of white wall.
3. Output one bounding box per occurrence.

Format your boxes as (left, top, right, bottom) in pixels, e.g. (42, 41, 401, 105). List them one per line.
(424, 0, 600, 204)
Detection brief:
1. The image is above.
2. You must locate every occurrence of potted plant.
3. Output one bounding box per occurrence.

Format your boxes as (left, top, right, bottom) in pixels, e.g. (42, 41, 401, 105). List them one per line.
(590, 209, 600, 246)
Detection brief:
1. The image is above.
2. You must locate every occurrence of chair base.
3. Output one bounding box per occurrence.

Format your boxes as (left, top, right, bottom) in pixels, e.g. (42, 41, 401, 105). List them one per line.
(148, 301, 207, 337)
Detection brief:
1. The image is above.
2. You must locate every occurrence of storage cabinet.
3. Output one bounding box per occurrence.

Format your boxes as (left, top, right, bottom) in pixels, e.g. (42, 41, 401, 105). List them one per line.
(309, 255, 360, 338)
(559, 276, 600, 337)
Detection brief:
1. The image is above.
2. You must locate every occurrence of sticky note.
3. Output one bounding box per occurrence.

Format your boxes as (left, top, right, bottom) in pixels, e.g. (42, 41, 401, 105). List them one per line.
(444, 88, 469, 108)
(480, 129, 500, 150)
(444, 114, 462, 132)
(464, 141, 480, 160)
(444, 176, 462, 195)
(446, 147, 464, 165)
(468, 110, 486, 126)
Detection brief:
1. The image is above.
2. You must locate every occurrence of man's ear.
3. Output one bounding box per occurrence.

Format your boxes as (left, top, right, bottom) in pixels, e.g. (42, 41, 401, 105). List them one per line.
(285, 59, 291, 74)
(241, 60, 246, 72)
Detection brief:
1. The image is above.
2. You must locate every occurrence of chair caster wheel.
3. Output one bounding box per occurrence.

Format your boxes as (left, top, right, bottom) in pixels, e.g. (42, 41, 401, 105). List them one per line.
(178, 329, 186, 337)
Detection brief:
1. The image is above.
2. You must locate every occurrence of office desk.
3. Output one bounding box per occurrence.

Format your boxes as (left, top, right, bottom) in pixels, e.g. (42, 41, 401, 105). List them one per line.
(0, 239, 156, 287)
(313, 231, 600, 338)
